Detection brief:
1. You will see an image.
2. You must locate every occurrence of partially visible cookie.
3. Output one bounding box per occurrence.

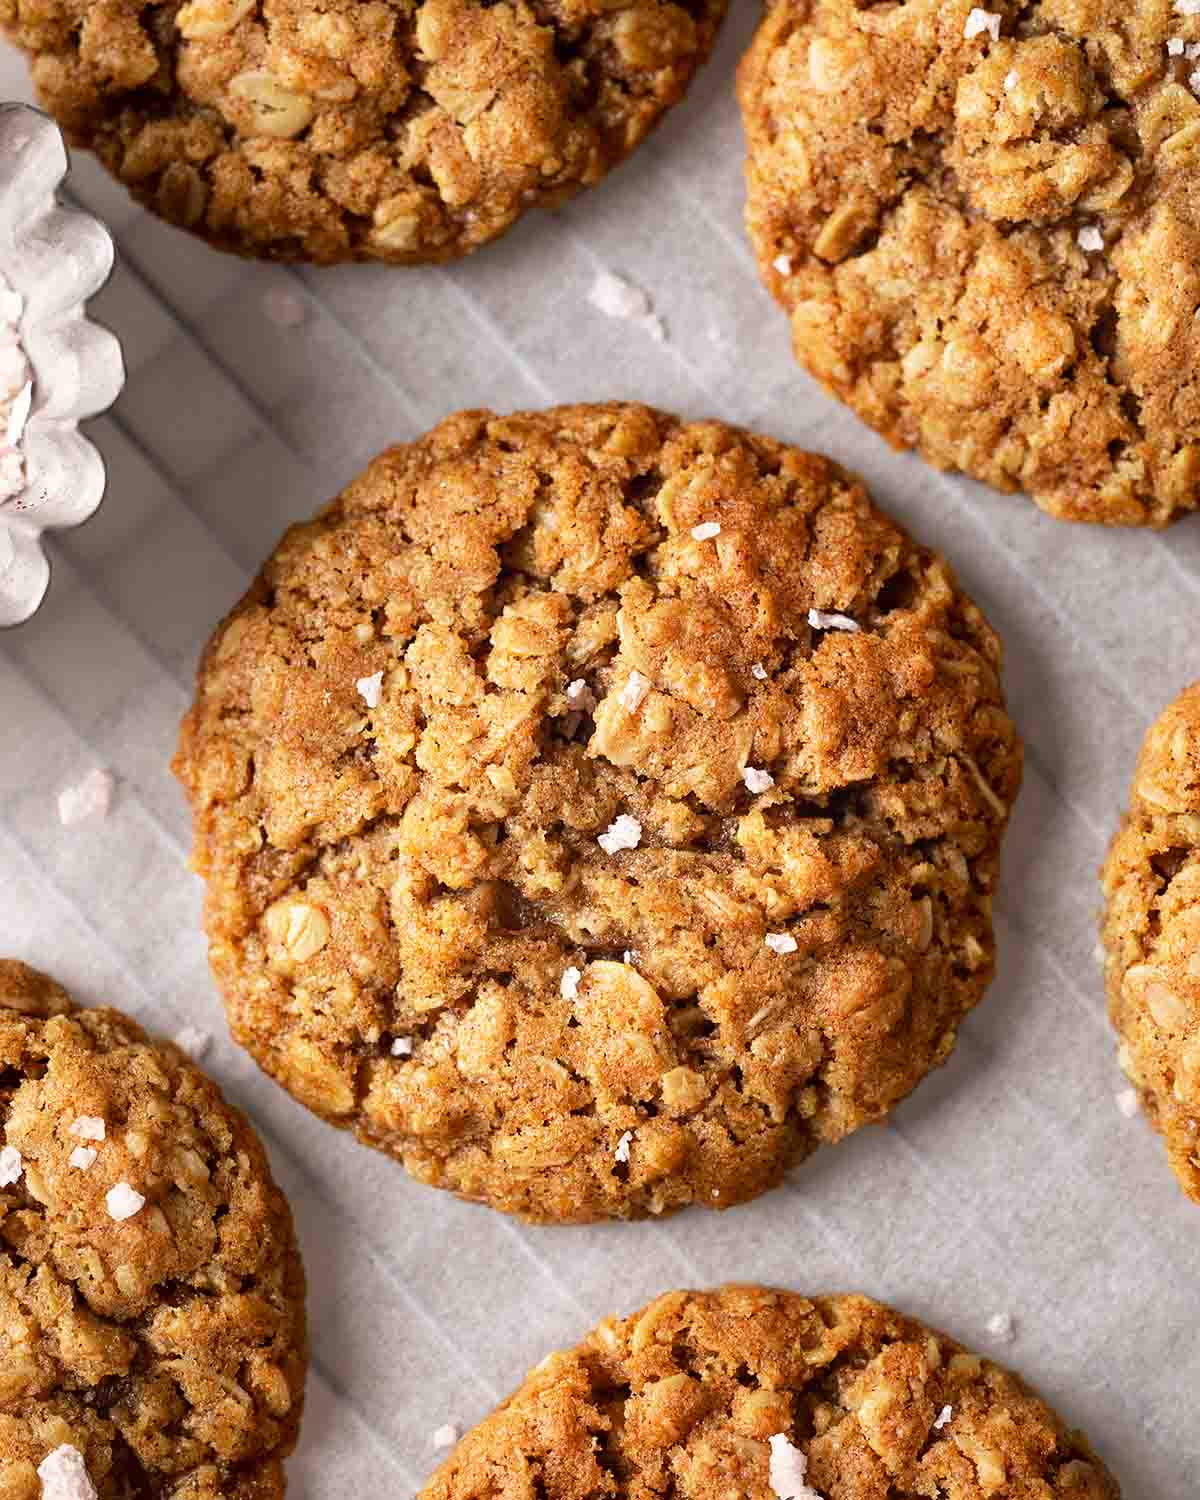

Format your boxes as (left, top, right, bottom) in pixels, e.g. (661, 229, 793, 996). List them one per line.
(0, 961, 307, 1500)
(421, 1285, 1120, 1500)
(1101, 683, 1200, 1203)
(0, 0, 725, 264)
(739, 0, 1200, 527)
(174, 402, 1022, 1223)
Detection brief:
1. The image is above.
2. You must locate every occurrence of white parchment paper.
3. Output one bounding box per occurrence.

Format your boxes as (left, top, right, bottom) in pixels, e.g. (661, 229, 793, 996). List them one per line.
(0, 10, 1196, 1494)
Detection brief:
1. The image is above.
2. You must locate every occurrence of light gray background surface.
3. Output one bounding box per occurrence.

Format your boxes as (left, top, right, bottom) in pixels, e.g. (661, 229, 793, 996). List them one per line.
(0, 10, 1196, 1494)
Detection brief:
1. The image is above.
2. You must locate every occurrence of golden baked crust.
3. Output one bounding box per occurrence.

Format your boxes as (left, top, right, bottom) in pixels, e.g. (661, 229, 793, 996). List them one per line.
(420, 1285, 1120, 1500)
(1101, 682, 1200, 1203)
(0, 961, 307, 1500)
(0, 0, 724, 264)
(174, 402, 1022, 1224)
(738, 0, 1200, 528)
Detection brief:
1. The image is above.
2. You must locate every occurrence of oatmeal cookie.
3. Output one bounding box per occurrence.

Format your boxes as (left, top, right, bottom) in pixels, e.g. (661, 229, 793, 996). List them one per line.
(1101, 682, 1200, 1203)
(421, 1285, 1120, 1500)
(739, 0, 1200, 527)
(0, 0, 724, 264)
(0, 960, 307, 1500)
(174, 402, 1022, 1224)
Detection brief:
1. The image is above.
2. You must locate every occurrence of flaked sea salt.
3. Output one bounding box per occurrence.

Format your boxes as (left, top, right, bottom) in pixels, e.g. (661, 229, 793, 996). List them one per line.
(58, 769, 115, 828)
(598, 814, 642, 855)
(808, 609, 859, 633)
(987, 1311, 1016, 1342)
(691, 521, 721, 541)
(767, 1433, 821, 1500)
(174, 1025, 211, 1060)
(1116, 1087, 1140, 1119)
(773, 254, 792, 275)
(262, 286, 307, 328)
(561, 966, 582, 1000)
(68, 1116, 106, 1142)
(37, 1445, 97, 1500)
(964, 7, 1001, 40)
(69, 1145, 98, 1171)
(751, 662, 768, 680)
(356, 671, 383, 709)
(619, 671, 651, 713)
(933, 1405, 953, 1430)
(0, 1145, 22, 1187)
(765, 932, 798, 955)
(105, 1182, 146, 1221)
(587, 272, 666, 342)
(391, 1036, 413, 1057)
(1077, 225, 1104, 253)
(614, 1130, 633, 1163)
(743, 767, 775, 794)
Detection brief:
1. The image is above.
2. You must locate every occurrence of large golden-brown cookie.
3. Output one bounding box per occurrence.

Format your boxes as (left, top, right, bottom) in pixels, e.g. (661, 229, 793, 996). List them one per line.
(0, 0, 724, 264)
(174, 402, 1022, 1224)
(739, 0, 1200, 527)
(1101, 682, 1200, 1204)
(421, 1286, 1120, 1500)
(0, 961, 307, 1500)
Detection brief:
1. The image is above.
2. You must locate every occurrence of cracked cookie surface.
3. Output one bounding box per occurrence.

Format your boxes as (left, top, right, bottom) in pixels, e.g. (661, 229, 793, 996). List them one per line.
(174, 402, 1022, 1224)
(0, 0, 723, 264)
(1101, 681, 1200, 1203)
(420, 1285, 1120, 1500)
(0, 961, 307, 1500)
(739, 0, 1200, 527)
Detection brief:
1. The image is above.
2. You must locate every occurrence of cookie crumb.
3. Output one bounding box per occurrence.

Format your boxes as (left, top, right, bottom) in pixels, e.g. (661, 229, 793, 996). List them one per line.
(808, 609, 859, 633)
(964, 8, 1001, 40)
(614, 1130, 633, 1163)
(933, 1405, 953, 1430)
(751, 662, 768, 680)
(565, 678, 592, 706)
(742, 767, 775, 793)
(174, 1025, 211, 1060)
(1076, 225, 1104, 253)
(262, 286, 307, 328)
(69, 1145, 98, 1170)
(105, 1182, 145, 1221)
(598, 815, 642, 855)
(356, 671, 383, 709)
(767, 1433, 821, 1500)
(772, 253, 791, 274)
(619, 671, 651, 713)
(1115, 1087, 1140, 1119)
(68, 1116, 106, 1141)
(987, 1311, 1015, 1342)
(0, 1144, 22, 1186)
(36, 1445, 97, 1500)
(561, 966, 582, 1000)
(765, 932, 798, 955)
(391, 1036, 413, 1057)
(691, 521, 721, 541)
(431, 1424, 459, 1448)
(57, 769, 115, 827)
